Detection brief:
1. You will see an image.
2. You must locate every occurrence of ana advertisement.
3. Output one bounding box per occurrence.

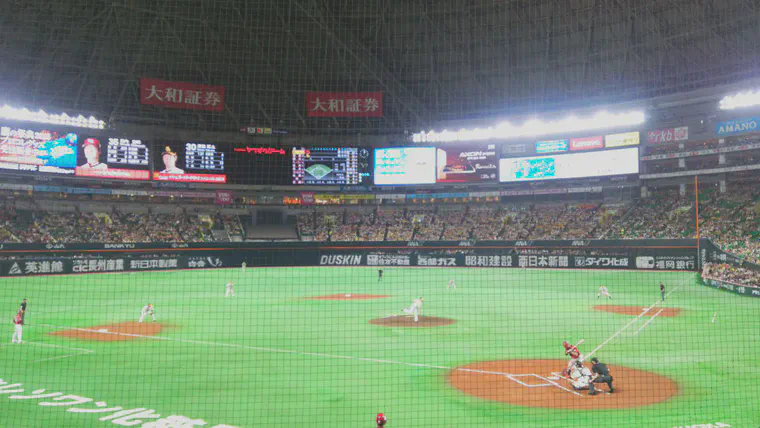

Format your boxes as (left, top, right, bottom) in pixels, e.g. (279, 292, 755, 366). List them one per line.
(74, 137, 150, 181)
(0, 126, 78, 174)
(605, 131, 640, 148)
(715, 117, 760, 137)
(535, 139, 569, 154)
(569, 136, 604, 151)
(435, 144, 498, 183)
(499, 147, 639, 182)
(306, 92, 383, 117)
(140, 78, 225, 112)
(153, 143, 227, 183)
(374, 147, 436, 185)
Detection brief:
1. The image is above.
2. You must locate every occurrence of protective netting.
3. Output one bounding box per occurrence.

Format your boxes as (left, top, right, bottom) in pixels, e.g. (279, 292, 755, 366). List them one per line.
(2, 1, 759, 133)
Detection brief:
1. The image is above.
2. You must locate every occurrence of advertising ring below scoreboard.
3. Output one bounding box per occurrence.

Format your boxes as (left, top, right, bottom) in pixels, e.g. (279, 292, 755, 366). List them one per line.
(535, 139, 569, 153)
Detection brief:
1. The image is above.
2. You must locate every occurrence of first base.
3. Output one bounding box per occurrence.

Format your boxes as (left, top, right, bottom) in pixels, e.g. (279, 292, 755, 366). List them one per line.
(97, 329, 109, 333)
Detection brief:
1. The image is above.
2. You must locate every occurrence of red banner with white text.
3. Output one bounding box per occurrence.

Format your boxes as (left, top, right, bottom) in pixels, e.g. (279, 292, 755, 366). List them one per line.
(306, 92, 383, 117)
(140, 78, 225, 112)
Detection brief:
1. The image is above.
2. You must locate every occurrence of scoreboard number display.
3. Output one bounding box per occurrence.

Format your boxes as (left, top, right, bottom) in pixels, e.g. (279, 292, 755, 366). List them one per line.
(292, 147, 363, 185)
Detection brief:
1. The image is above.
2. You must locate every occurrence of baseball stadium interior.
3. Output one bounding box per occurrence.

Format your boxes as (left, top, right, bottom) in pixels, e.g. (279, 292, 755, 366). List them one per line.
(1, 1, 760, 427)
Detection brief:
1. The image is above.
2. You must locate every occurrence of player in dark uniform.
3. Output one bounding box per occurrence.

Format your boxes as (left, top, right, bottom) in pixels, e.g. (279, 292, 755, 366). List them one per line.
(660, 282, 665, 301)
(589, 357, 614, 395)
(378, 269, 383, 282)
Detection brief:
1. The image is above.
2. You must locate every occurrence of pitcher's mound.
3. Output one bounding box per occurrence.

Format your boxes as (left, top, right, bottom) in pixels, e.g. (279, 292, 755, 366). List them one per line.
(306, 294, 390, 301)
(51, 322, 165, 342)
(448, 359, 678, 409)
(594, 306, 681, 317)
(369, 315, 456, 327)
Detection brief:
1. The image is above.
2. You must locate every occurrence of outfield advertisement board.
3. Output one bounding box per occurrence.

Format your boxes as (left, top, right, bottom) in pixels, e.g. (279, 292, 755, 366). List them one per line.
(703, 278, 760, 297)
(0, 249, 698, 276)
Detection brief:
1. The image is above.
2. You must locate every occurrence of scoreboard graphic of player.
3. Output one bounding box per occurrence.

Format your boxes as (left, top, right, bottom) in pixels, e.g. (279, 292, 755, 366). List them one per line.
(153, 143, 227, 183)
(74, 137, 151, 181)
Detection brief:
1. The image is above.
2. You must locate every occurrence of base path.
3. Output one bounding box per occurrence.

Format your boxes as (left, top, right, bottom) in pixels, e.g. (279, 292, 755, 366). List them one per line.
(448, 359, 678, 409)
(51, 322, 166, 342)
(594, 305, 681, 317)
(305, 294, 391, 301)
(369, 315, 456, 328)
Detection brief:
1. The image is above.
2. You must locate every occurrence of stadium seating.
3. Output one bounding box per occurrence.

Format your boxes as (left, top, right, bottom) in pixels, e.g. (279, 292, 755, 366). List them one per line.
(1, 185, 758, 264)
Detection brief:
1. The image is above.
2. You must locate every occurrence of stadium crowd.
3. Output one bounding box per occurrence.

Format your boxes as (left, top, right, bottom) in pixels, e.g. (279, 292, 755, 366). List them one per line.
(702, 263, 760, 287)
(1, 185, 759, 269)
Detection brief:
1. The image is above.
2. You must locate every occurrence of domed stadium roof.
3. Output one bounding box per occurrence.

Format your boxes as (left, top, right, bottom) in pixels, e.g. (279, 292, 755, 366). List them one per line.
(1, 0, 758, 134)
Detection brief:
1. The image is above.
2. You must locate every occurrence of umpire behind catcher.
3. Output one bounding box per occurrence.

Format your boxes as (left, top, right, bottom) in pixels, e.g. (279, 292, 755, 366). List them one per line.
(589, 357, 615, 395)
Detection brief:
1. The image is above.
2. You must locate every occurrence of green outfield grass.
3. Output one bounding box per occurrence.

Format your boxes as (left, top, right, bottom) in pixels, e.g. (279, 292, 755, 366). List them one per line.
(1, 267, 759, 427)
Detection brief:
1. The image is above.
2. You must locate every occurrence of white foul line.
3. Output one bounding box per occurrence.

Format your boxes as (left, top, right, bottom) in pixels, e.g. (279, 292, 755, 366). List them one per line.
(583, 285, 681, 360)
(634, 308, 664, 335)
(24, 341, 95, 364)
(37, 323, 580, 396)
(585, 285, 681, 360)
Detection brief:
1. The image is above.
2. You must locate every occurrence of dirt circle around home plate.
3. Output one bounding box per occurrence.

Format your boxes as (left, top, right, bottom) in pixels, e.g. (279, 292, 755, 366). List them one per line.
(368, 315, 456, 327)
(305, 294, 391, 301)
(447, 359, 678, 409)
(51, 321, 166, 342)
(593, 305, 681, 317)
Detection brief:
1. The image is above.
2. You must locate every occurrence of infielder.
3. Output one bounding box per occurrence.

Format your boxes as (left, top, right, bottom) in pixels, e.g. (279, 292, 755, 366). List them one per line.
(597, 285, 611, 299)
(225, 281, 236, 297)
(447, 278, 456, 290)
(241, 262, 246, 272)
(403, 297, 423, 322)
(139, 303, 155, 323)
(11, 311, 23, 344)
(563, 340, 583, 375)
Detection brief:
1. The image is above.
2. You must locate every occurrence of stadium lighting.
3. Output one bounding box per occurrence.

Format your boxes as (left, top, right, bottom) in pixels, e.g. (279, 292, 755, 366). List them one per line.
(0, 104, 106, 130)
(412, 110, 646, 143)
(719, 89, 760, 110)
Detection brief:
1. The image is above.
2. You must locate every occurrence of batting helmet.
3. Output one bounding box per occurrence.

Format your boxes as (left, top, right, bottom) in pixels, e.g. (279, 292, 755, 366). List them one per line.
(376, 413, 387, 426)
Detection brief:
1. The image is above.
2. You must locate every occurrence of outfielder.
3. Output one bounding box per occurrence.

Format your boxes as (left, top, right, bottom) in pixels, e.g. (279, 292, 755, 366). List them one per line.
(563, 340, 583, 375)
(225, 281, 236, 297)
(597, 285, 611, 299)
(447, 278, 456, 290)
(241, 262, 246, 272)
(11, 311, 23, 344)
(139, 303, 155, 323)
(403, 297, 423, 322)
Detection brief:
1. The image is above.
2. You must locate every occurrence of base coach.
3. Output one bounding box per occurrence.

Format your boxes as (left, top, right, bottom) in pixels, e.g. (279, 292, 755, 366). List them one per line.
(589, 357, 615, 395)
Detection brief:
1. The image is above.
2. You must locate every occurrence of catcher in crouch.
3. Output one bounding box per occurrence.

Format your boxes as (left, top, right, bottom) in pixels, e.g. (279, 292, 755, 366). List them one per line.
(569, 360, 595, 393)
(563, 340, 583, 376)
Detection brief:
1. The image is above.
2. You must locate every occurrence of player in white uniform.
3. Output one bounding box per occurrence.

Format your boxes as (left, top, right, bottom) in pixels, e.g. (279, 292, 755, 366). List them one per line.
(241, 262, 246, 272)
(402, 297, 423, 322)
(569, 361, 594, 392)
(225, 281, 236, 297)
(447, 279, 456, 290)
(597, 285, 611, 299)
(139, 304, 155, 323)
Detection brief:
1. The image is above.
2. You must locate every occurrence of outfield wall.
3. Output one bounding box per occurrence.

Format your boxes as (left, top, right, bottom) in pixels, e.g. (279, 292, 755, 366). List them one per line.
(0, 239, 706, 277)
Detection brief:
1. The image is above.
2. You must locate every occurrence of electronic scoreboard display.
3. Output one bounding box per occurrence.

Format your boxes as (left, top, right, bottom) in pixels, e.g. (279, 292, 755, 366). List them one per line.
(292, 147, 370, 185)
(75, 137, 150, 180)
(153, 142, 227, 183)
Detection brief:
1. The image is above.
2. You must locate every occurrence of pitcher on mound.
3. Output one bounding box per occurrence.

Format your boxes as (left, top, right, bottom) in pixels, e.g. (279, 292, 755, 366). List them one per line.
(403, 297, 423, 322)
